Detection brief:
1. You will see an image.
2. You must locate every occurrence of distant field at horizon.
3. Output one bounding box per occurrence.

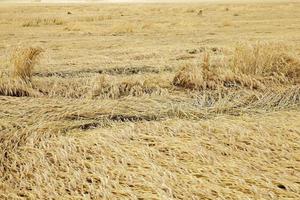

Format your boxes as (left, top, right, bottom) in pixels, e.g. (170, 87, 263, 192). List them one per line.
(0, 0, 296, 4)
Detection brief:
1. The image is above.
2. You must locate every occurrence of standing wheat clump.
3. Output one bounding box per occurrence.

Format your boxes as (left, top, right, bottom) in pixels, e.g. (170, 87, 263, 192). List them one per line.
(10, 47, 43, 83)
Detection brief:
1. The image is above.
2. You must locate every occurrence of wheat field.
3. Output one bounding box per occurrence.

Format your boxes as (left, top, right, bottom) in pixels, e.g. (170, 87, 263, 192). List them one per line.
(0, 1, 300, 199)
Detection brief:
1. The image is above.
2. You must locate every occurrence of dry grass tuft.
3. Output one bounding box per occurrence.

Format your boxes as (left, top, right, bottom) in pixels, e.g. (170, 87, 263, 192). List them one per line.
(22, 17, 64, 27)
(81, 15, 112, 22)
(111, 23, 135, 35)
(174, 42, 300, 91)
(173, 54, 263, 90)
(0, 78, 42, 97)
(197, 9, 203, 16)
(231, 42, 300, 82)
(173, 62, 205, 90)
(10, 47, 43, 83)
(91, 74, 165, 99)
(63, 23, 81, 32)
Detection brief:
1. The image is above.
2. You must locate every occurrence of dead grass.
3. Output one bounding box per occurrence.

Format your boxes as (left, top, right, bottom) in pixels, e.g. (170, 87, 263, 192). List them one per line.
(91, 74, 166, 99)
(22, 17, 65, 27)
(0, 78, 41, 97)
(173, 42, 300, 91)
(10, 47, 43, 83)
(111, 23, 135, 35)
(173, 54, 263, 90)
(63, 22, 81, 32)
(231, 42, 300, 81)
(1, 106, 299, 199)
(0, 3, 300, 200)
(81, 15, 113, 22)
(195, 85, 300, 111)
